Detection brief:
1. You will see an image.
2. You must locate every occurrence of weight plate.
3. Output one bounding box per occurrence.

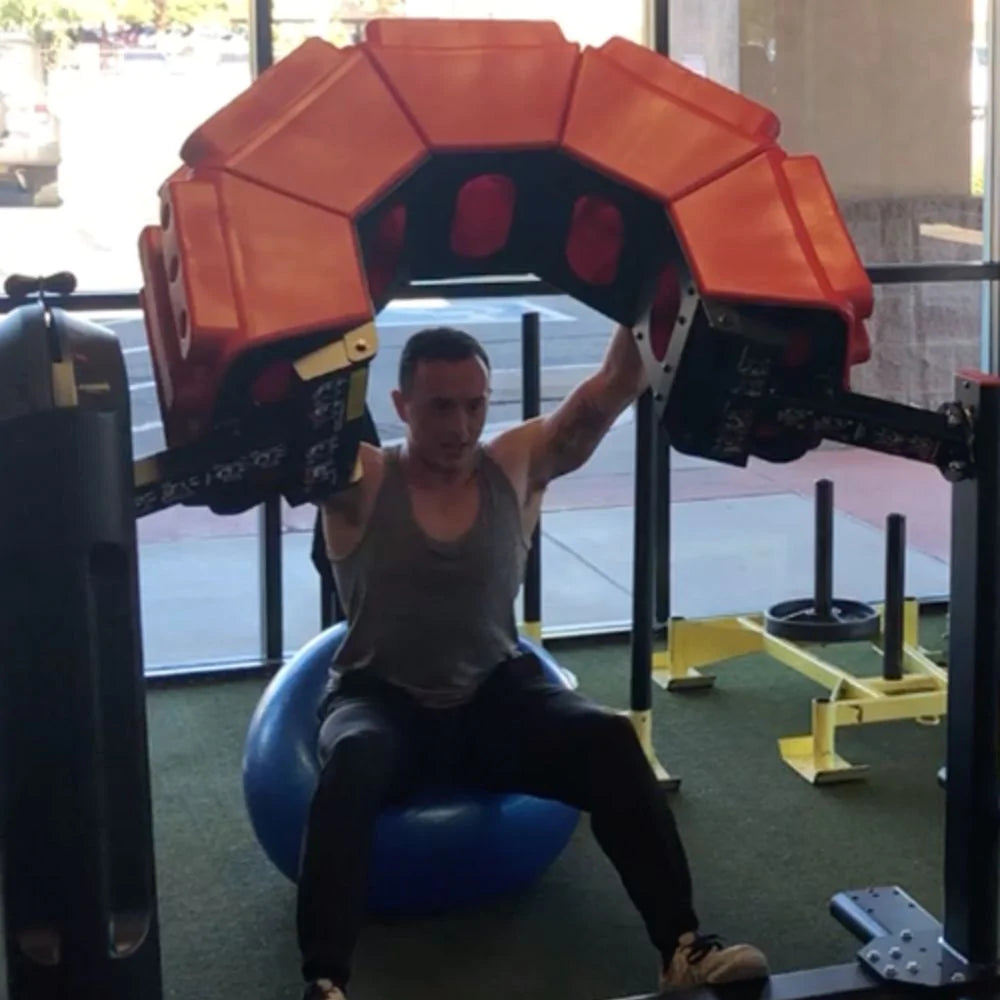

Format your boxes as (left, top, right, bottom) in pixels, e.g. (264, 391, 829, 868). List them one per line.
(764, 597, 881, 642)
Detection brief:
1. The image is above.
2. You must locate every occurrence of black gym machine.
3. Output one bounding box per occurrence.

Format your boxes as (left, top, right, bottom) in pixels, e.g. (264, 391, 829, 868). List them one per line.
(0, 269, 371, 1000)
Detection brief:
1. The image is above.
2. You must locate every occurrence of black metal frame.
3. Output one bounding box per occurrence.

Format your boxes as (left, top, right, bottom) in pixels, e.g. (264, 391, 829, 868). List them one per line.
(941, 375, 1000, 966)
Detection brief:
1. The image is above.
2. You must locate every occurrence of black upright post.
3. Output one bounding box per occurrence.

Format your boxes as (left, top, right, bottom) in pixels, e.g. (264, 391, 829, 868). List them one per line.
(653, 0, 670, 56)
(815, 479, 835, 619)
(250, 0, 282, 664)
(248, 0, 273, 78)
(261, 498, 283, 662)
(655, 422, 671, 626)
(943, 373, 1000, 969)
(522, 312, 542, 638)
(882, 513, 906, 682)
(631, 390, 656, 715)
(0, 305, 162, 998)
(652, 0, 671, 630)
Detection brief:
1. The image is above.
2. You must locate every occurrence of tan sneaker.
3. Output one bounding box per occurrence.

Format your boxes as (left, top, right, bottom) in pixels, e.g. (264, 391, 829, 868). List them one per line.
(302, 980, 346, 1000)
(661, 933, 769, 991)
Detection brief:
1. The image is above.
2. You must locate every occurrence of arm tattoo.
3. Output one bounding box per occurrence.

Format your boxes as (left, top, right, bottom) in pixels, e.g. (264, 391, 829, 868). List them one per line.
(549, 395, 615, 478)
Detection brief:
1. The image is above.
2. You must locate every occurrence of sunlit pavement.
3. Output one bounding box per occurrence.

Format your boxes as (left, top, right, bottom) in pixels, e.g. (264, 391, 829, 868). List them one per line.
(1, 64, 251, 287)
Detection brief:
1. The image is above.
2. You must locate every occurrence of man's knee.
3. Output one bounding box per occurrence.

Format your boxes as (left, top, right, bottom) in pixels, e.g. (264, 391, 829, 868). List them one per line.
(578, 711, 653, 788)
(589, 711, 643, 759)
(317, 722, 401, 795)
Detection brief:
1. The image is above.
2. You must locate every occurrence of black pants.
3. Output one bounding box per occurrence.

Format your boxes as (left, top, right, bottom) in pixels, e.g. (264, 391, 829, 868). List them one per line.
(297, 653, 699, 988)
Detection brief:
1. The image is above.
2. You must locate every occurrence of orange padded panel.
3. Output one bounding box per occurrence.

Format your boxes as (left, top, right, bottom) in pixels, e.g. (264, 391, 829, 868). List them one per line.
(159, 174, 241, 360)
(670, 149, 842, 313)
(215, 171, 372, 344)
(562, 47, 770, 204)
(161, 162, 192, 188)
(598, 38, 780, 142)
(138, 226, 217, 443)
(782, 155, 874, 337)
(367, 43, 579, 149)
(181, 38, 347, 166)
(366, 17, 566, 48)
(154, 173, 242, 440)
(222, 50, 427, 218)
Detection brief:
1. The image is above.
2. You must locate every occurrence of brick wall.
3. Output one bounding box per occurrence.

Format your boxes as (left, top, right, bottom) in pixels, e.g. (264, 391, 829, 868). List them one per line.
(842, 195, 985, 409)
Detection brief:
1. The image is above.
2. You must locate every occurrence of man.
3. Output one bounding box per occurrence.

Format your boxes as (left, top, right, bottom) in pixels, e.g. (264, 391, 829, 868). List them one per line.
(300, 323, 769, 1000)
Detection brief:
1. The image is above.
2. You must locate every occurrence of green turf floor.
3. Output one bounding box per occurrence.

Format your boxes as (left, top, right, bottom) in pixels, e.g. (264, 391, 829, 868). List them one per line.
(146, 621, 947, 1000)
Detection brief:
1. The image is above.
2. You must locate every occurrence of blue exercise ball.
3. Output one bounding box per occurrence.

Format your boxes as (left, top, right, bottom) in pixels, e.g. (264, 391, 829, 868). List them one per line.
(242, 622, 580, 915)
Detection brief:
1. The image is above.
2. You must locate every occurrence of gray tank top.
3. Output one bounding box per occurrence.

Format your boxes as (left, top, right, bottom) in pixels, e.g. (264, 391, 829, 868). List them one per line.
(328, 444, 528, 708)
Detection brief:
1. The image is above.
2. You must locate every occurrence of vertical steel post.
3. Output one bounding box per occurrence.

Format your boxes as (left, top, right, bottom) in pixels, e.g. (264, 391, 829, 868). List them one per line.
(249, 0, 283, 664)
(652, 0, 672, 631)
(882, 513, 906, 681)
(943, 373, 1000, 968)
(522, 312, 543, 640)
(631, 390, 656, 716)
(814, 479, 834, 619)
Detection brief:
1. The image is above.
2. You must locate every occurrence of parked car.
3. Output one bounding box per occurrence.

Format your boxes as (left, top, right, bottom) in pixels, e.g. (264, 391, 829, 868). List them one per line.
(0, 33, 61, 207)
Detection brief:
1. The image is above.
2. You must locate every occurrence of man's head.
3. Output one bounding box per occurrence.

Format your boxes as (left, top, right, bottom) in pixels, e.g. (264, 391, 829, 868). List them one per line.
(392, 327, 491, 473)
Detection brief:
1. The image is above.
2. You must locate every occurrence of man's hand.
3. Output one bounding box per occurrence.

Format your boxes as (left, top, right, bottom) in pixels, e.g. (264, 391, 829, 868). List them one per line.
(525, 324, 648, 491)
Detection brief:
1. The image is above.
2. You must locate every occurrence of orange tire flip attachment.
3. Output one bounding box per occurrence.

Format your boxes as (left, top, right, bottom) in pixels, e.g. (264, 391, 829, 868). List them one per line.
(134, 18, 875, 517)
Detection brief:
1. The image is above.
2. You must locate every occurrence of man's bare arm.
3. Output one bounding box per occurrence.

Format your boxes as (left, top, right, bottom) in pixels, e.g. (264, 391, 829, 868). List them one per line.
(524, 324, 647, 489)
(319, 443, 383, 559)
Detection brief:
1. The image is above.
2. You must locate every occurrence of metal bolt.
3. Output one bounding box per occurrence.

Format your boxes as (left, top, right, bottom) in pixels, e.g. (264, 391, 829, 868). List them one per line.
(951, 972, 966, 983)
(884, 965, 898, 979)
(889, 947, 903, 960)
(907, 962, 920, 975)
(945, 460, 967, 482)
(900, 930, 913, 942)
(866, 950, 881, 964)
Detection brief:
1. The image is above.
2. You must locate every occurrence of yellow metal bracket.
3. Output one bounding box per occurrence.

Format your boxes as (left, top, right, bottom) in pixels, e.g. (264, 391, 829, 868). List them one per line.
(652, 600, 946, 784)
(292, 320, 379, 382)
(521, 620, 542, 642)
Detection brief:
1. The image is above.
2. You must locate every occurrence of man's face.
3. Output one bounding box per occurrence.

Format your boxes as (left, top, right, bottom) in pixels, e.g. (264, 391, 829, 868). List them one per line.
(393, 356, 490, 473)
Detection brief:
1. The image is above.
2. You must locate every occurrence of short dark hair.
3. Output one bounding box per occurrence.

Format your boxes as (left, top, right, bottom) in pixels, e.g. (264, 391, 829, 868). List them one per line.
(398, 327, 491, 393)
